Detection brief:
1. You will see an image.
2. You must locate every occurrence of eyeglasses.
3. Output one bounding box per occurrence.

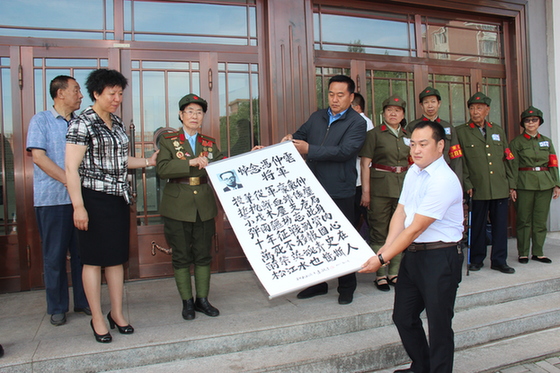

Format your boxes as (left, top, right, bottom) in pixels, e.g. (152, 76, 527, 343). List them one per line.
(183, 109, 204, 117)
(523, 118, 540, 124)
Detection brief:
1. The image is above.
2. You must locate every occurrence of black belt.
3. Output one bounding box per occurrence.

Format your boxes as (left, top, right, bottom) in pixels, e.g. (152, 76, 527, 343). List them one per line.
(407, 241, 460, 252)
(168, 177, 207, 185)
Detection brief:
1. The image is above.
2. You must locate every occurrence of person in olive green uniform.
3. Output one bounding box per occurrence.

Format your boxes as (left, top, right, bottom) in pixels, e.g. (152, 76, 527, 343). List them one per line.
(405, 86, 463, 180)
(157, 94, 224, 320)
(456, 92, 515, 274)
(510, 106, 560, 264)
(360, 94, 410, 291)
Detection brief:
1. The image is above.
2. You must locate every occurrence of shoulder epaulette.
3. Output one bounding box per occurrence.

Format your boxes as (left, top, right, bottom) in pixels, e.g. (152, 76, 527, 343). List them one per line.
(163, 131, 181, 139)
(198, 133, 216, 143)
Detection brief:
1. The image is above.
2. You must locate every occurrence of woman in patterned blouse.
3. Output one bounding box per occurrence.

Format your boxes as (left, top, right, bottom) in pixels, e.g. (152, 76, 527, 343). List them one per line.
(66, 69, 157, 343)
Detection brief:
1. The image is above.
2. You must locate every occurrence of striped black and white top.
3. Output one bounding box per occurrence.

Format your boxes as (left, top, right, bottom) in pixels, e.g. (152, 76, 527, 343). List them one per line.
(66, 106, 132, 204)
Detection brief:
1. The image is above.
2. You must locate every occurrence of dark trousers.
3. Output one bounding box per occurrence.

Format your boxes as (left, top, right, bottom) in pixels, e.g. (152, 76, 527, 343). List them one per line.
(163, 214, 215, 268)
(393, 245, 464, 373)
(333, 196, 357, 294)
(35, 205, 88, 315)
(470, 198, 509, 266)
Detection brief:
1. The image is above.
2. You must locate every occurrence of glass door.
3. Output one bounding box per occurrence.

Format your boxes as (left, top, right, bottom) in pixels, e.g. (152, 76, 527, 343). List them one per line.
(122, 50, 261, 278)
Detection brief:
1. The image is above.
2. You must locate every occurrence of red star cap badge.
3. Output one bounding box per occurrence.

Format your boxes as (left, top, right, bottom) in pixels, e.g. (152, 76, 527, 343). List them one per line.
(529, 110, 533, 113)
(394, 98, 399, 101)
(194, 96, 199, 99)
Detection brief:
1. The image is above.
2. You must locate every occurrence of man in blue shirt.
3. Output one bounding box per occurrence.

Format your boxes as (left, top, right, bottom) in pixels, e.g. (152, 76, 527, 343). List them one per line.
(26, 75, 90, 326)
(282, 75, 366, 305)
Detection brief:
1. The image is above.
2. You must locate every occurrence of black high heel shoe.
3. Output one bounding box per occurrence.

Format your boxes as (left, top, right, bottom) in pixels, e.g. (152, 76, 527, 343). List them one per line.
(107, 312, 134, 334)
(90, 320, 112, 343)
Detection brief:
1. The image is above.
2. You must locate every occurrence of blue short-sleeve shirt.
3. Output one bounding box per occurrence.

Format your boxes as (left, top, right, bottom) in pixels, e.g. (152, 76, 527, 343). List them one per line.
(26, 107, 72, 207)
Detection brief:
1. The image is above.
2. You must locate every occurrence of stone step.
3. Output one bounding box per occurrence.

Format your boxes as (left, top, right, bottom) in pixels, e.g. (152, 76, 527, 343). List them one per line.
(102, 280, 560, 373)
(2, 265, 559, 373)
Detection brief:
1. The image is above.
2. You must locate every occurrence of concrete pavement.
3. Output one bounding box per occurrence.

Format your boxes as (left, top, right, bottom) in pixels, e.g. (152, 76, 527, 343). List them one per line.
(0, 235, 559, 372)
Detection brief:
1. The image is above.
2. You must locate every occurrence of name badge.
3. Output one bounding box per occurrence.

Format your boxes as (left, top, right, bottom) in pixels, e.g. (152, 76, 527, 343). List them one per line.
(445, 127, 451, 135)
(492, 134, 501, 141)
(403, 138, 411, 146)
(539, 141, 549, 147)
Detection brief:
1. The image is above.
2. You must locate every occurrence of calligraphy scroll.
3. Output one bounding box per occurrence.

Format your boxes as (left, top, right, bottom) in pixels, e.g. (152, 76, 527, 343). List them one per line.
(206, 141, 373, 299)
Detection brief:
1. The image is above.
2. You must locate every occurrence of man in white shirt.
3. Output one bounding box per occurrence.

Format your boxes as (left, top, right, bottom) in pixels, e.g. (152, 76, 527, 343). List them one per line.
(360, 120, 464, 373)
(351, 92, 374, 231)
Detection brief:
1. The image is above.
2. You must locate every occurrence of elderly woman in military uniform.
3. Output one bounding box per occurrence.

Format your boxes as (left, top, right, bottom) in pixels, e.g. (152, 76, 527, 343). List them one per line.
(156, 94, 224, 320)
(510, 106, 560, 264)
(359, 94, 410, 291)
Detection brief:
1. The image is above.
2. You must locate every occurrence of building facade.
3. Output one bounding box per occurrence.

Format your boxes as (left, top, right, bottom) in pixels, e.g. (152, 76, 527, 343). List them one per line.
(0, 0, 557, 292)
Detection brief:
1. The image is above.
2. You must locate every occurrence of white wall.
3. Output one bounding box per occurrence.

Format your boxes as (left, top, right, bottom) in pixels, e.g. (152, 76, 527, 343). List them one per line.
(528, 0, 560, 231)
(546, 0, 560, 231)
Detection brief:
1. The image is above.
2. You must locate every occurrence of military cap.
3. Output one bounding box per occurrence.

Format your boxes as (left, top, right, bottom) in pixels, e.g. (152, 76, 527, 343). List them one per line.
(467, 92, 491, 107)
(419, 86, 441, 102)
(382, 94, 406, 111)
(179, 93, 208, 112)
(520, 105, 544, 126)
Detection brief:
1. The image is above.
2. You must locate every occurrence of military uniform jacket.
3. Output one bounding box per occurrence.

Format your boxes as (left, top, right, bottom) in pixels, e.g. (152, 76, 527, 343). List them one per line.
(406, 115, 463, 181)
(157, 128, 224, 222)
(456, 121, 514, 200)
(509, 131, 560, 190)
(359, 123, 410, 199)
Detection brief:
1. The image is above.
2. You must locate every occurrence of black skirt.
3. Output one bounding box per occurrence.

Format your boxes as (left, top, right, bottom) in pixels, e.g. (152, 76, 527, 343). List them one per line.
(77, 187, 130, 266)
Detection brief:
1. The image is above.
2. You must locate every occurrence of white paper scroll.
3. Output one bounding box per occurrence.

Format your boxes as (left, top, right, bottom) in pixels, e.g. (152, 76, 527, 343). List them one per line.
(206, 141, 373, 298)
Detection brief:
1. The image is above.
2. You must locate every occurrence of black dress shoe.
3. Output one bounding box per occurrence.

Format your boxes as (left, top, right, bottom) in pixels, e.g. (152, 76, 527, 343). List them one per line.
(338, 292, 353, 305)
(491, 263, 515, 274)
(0, 343, 4, 358)
(50, 313, 67, 326)
(182, 298, 195, 320)
(375, 278, 390, 292)
(518, 256, 529, 264)
(107, 312, 134, 334)
(194, 297, 220, 317)
(74, 307, 92, 315)
(531, 255, 552, 263)
(90, 320, 112, 343)
(468, 262, 483, 271)
(394, 369, 415, 373)
(296, 283, 328, 299)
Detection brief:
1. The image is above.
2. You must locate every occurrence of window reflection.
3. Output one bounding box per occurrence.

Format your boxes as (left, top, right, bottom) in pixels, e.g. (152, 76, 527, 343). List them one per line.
(425, 19, 502, 64)
(0, 0, 110, 40)
(314, 11, 414, 56)
(124, 0, 257, 46)
(219, 63, 259, 157)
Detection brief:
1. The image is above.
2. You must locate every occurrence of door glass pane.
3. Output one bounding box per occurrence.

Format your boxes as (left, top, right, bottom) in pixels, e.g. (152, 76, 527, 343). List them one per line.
(366, 70, 414, 126)
(32, 58, 108, 113)
(483, 77, 505, 128)
(315, 67, 350, 110)
(429, 74, 471, 126)
(219, 63, 260, 157)
(0, 57, 15, 235)
(131, 59, 201, 225)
